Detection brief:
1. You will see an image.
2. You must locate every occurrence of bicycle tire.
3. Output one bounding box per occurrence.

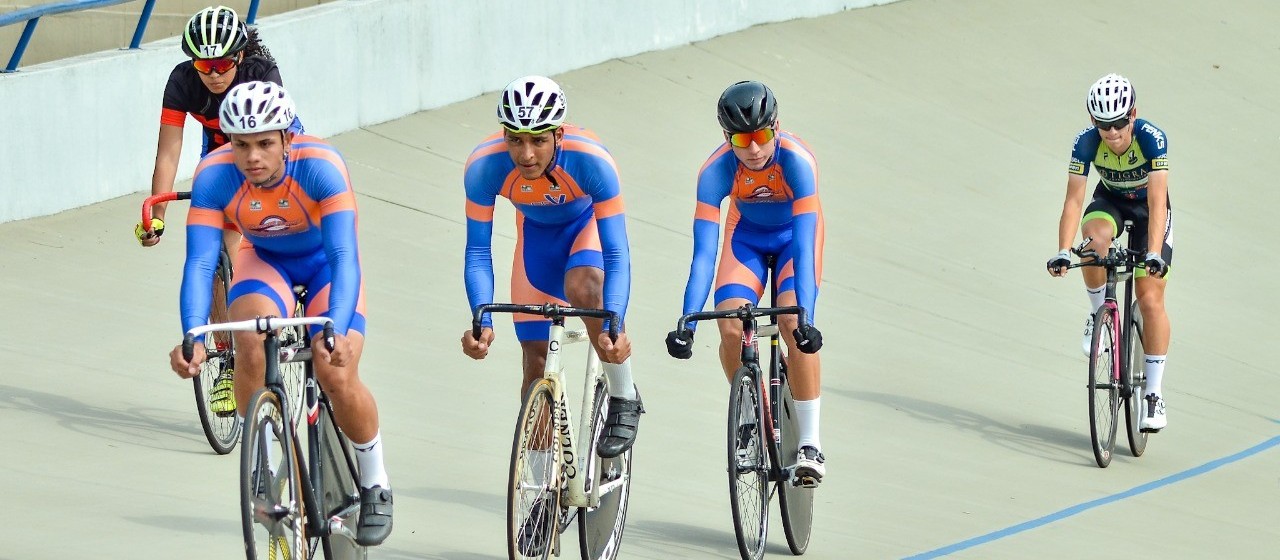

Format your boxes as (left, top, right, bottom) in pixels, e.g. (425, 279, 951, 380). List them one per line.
(240, 388, 308, 560)
(279, 312, 307, 431)
(728, 367, 768, 560)
(776, 372, 813, 555)
(1087, 306, 1120, 468)
(193, 251, 240, 454)
(508, 379, 561, 560)
(316, 400, 367, 560)
(1123, 302, 1149, 457)
(579, 379, 632, 560)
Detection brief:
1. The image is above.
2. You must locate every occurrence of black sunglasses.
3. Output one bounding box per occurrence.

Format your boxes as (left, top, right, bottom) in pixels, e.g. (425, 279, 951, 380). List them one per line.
(1094, 117, 1131, 131)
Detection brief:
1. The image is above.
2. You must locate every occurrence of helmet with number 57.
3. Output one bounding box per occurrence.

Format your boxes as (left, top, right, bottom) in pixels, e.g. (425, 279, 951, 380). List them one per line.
(497, 75, 567, 134)
(218, 81, 296, 135)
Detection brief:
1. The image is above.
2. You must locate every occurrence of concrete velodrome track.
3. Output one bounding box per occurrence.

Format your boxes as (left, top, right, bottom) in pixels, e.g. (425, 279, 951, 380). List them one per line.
(3, 0, 1279, 557)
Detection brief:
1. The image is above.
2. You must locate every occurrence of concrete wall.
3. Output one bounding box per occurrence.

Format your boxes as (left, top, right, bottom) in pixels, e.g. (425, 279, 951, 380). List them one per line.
(0, 0, 891, 223)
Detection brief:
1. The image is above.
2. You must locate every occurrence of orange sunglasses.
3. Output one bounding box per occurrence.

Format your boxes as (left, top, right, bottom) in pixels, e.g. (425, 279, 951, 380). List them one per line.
(727, 127, 777, 148)
(192, 56, 238, 75)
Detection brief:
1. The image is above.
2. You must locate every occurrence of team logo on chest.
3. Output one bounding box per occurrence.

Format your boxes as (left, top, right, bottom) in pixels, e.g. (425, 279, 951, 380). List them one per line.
(278, 198, 291, 209)
(249, 200, 262, 211)
(250, 215, 304, 235)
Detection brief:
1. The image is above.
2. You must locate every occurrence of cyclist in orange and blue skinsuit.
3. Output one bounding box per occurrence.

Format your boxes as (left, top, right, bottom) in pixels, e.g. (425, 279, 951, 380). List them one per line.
(460, 76, 643, 557)
(666, 81, 828, 486)
(168, 82, 392, 547)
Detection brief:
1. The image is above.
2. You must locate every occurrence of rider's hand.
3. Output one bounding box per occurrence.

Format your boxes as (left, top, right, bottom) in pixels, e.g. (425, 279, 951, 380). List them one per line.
(170, 341, 206, 378)
(1046, 249, 1071, 277)
(665, 329, 693, 359)
(135, 218, 165, 247)
(597, 331, 632, 363)
(462, 327, 495, 360)
(793, 323, 823, 354)
(315, 332, 352, 367)
(1144, 252, 1168, 279)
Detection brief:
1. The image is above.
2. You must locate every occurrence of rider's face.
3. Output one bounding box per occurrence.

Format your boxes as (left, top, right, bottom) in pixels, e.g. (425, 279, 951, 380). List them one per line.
(229, 130, 291, 185)
(726, 123, 778, 171)
(1094, 109, 1136, 153)
(504, 128, 563, 180)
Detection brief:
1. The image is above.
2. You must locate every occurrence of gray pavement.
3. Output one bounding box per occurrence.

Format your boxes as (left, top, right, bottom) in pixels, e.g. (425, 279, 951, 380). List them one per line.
(4, 0, 1280, 558)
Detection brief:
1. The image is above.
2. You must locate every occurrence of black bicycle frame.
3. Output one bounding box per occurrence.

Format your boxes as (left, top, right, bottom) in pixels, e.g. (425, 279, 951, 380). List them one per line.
(676, 256, 806, 482)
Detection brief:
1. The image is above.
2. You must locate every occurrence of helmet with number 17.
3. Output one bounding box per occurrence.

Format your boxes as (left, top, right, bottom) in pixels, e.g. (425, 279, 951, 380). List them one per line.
(218, 81, 296, 135)
(497, 75, 567, 134)
(1086, 73, 1135, 122)
(182, 5, 249, 59)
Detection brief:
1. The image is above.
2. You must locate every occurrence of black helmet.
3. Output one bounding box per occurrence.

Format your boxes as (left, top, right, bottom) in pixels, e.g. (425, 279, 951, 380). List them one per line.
(181, 6, 249, 59)
(717, 81, 778, 133)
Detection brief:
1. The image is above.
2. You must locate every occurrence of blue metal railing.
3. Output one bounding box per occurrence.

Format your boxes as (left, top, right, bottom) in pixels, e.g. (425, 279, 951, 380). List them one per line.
(1, 0, 261, 73)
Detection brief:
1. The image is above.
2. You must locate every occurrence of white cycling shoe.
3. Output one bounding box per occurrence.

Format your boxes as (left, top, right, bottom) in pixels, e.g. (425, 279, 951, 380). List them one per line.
(792, 446, 825, 488)
(1140, 394, 1167, 432)
(1081, 314, 1095, 356)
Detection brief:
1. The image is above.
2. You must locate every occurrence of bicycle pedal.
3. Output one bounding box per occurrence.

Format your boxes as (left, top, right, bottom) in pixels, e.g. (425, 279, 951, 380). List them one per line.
(214, 410, 237, 418)
(792, 475, 820, 489)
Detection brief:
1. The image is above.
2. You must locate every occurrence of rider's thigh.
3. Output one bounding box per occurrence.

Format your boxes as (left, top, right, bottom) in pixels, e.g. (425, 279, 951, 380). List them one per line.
(1134, 275, 1167, 312)
(229, 293, 278, 364)
(1081, 218, 1115, 253)
(314, 331, 366, 391)
(564, 266, 604, 307)
(716, 297, 752, 342)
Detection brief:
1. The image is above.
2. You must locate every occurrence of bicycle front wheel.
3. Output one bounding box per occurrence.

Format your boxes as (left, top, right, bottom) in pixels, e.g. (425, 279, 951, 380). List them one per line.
(776, 372, 813, 555)
(1087, 306, 1121, 468)
(193, 254, 239, 454)
(278, 318, 307, 431)
(508, 379, 561, 560)
(728, 367, 768, 560)
(1123, 302, 1149, 457)
(240, 388, 308, 560)
(579, 379, 632, 560)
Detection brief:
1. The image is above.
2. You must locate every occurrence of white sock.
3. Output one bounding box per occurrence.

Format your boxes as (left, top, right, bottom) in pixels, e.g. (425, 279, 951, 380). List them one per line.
(1144, 354, 1166, 398)
(794, 397, 821, 450)
(603, 358, 637, 399)
(529, 449, 554, 487)
(1086, 286, 1106, 313)
(352, 431, 390, 490)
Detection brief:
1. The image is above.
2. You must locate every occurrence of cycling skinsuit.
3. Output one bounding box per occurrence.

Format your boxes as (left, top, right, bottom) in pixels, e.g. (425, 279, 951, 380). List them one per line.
(1069, 118, 1172, 275)
(681, 130, 824, 329)
(160, 55, 303, 156)
(463, 124, 631, 341)
(180, 135, 365, 339)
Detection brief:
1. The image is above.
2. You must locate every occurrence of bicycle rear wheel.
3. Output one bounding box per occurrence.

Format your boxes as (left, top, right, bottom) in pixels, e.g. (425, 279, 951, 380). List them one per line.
(193, 252, 240, 454)
(240, 388, 308, 560)
(1123, 302, 1149, 457)
(316, 400, 367, 560)
(1087, 306, 1121, 468)
(776, 371, 813, 555)
(579, 379, 632, 560)
(508, 379, 561, 560)
(728, 367, 768, 560)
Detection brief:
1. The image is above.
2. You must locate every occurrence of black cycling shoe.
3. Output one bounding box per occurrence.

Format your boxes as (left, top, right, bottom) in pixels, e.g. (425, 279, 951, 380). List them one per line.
(516, 496, 552, 557)
(597, 394, 644, 459)
(355, 485, 393, 546)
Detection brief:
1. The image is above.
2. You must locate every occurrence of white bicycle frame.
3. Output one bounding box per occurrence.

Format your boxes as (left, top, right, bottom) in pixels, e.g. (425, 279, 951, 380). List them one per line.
(543, 323, 624, 509)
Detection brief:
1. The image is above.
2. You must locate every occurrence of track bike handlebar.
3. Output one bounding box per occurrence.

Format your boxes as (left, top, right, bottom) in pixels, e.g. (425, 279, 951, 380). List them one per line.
(472, 303, 620, 343)
(141, 191, 191, 234)
(183, 316, 335, 361)
(674, 304, 809, 336)
(1067, 237, 1147, 272)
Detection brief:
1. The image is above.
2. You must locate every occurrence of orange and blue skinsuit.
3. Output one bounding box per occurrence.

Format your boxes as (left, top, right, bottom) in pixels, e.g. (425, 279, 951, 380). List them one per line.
(681, 130, 824, 328)
(463, 124, 631, 340)
(180, 135, 365, 338)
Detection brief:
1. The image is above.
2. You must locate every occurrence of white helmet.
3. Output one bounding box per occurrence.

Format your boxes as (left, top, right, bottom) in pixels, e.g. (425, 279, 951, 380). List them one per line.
(497, 75, 567, 133)
(219, 81, 296, 135)
(1086, 73, 1135, 122)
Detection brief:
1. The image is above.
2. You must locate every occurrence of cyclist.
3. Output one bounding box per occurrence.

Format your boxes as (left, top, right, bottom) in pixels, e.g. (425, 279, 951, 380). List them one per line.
(139, 5, 303, 418)
(665, 80, 827, 485)
(167, 82, 392, 546)
(1047, 73, 1171, 431)
(460, 75, 643, 461)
